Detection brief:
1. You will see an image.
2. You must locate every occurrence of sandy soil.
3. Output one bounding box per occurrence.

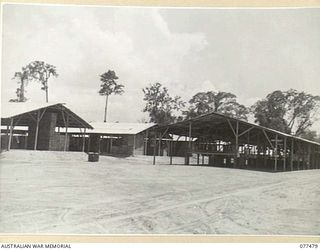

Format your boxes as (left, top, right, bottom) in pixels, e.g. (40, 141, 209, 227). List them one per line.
(0, 150, 319, 235)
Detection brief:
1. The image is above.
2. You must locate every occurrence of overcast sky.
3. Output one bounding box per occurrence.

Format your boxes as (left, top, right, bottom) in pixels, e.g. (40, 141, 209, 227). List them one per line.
(2, 4, 320, 130)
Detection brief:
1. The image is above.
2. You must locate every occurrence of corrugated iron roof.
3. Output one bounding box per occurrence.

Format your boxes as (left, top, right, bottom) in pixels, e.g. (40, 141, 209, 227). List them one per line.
(159, 111, 320, 146)
(62, 122, 155, 135)
(1, 102, 61, 119)
(1, 102, 93, 129)
(87, 122, 156, 135)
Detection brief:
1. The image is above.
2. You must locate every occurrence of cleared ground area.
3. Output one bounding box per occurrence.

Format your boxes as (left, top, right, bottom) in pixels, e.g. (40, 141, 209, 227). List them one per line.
(0, 150, 320, 235)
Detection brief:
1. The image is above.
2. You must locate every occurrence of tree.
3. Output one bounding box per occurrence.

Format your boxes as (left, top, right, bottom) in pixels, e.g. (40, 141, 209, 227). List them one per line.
(142, 82, 185, 124)
(183, 91, 249, 120)
(27, 61, 58, 103)
(98, 70, 124, 122)
(9, 65, 36, 102)
(252, 89, 320, 135)
(285, 89, 320, 135)
(251, 90, 290, 133)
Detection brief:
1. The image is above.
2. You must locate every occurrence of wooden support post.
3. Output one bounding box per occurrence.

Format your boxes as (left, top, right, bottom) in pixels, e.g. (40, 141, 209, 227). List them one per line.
(34, 110, 40, 150)
(185, 122, 192, 165)
(197, 154, 200, 165)
(144, 130, 149, 155)
(307, 144, 311, 169)
(302, 143, 305, 170)
(64, 114, 69, 151)
(169, 140, 173, 165)
(158, 135, 161, 156)
(283, 137, 287, 171)
(235, 120, 239, 168)
(8, 118, 14, 151)
(133, 134, 136, 156)
(6, 125, 9, 149)
(153, 132, 157, 165)
(274, 134, 278, 172)
(202, 155, 204, 165)
(110, 138, 113, 154)
(88, 135, 91, 152)
(82, 128, 86, 152)
(290, 139, 294, 171)
(188, 122, 192, 149)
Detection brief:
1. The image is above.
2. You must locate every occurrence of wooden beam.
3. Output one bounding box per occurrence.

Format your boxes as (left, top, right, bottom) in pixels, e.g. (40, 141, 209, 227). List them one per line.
(28, 113, 37, 122)
(8, 118, 14, 151)
(301, 142, 305, 170)
(283, 137, 287, 171)
(133, 134, 136, 156)
(64, 113, 69, 151)
(188, 122, 192, 150)
(238, 126, 254, 137)
(82, 128, 86, 152)
(290, 139, 294, 171)
(274, 134, 278, 172)
(262, 129, 275, 149)
(234, 121, 239, 168)
(144, 129, 149, 155)
(169, 140, 173, 165)
(88, 135, 91, 152)
(34, 110, 40, 150)
(308, 143, 311, 170)
(153, 132, 157, 165)
(226, 119, 237, 137)
(158, 134, 162, 156)
(160, 127, 169, 138)
(39, 108, 47, 121)
(59, 106, 89, 129)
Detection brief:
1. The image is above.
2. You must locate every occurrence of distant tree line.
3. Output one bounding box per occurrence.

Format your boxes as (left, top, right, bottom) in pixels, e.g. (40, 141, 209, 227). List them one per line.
(142, 82, 320, 142)
(10, 62, 320, 142)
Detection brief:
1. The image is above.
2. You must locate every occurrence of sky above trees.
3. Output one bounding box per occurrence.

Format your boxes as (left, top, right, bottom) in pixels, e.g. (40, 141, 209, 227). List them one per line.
(2, 4, 320, 131)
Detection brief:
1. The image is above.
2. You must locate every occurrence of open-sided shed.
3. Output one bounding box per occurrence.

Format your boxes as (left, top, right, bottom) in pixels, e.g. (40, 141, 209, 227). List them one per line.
(1, 102, 93, 151)
(155, 112, 320, 172)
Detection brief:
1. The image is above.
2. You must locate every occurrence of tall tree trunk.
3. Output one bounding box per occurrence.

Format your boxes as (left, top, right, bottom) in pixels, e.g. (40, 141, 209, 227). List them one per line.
(19, 79, 25, 102)
(45, 84, 49, 103)
(104, 95, 109, 123)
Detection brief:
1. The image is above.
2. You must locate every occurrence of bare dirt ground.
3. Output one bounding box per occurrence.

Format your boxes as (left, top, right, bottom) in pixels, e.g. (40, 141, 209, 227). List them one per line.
(0, 150, 319, 235)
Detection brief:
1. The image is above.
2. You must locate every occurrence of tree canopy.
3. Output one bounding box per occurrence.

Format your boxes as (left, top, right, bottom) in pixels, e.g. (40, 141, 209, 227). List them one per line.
(252, 89, 320, 135)
(183, 91, 249, 121)
(142, 82, 185, 124)
(9, 66, 34, 102)
(26, 61, 58, 103)
(99, 70, 124, 122)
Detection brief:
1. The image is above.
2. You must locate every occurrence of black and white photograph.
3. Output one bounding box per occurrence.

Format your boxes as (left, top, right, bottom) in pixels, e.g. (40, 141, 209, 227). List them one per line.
(1, 2, 320, 235)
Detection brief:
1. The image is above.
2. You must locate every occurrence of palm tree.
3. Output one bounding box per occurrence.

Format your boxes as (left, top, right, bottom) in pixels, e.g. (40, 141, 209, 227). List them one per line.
(99, 70, 124, 122)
